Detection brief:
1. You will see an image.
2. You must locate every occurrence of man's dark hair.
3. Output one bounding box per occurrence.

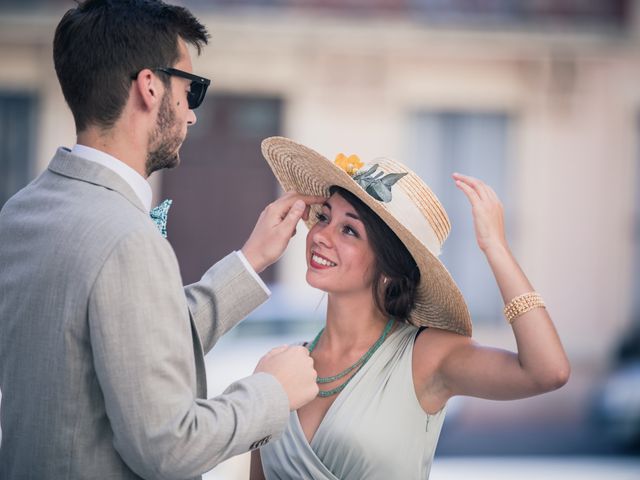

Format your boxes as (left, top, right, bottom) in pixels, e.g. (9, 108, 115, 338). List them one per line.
(53, 0, 209, 132)
(329, 186, 421, 322)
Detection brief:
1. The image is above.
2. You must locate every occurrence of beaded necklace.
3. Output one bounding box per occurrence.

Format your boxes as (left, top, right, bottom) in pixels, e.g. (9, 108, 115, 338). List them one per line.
(307, 318, 394, 397)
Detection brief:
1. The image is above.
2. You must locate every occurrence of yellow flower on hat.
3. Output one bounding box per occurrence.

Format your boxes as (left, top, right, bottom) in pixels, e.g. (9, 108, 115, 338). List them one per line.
(334, 153, 364, 176)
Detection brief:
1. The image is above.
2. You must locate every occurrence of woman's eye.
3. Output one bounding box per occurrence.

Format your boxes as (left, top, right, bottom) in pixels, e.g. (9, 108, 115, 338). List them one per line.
(315, 212, 329, 223)
(342, 225, 359, 237)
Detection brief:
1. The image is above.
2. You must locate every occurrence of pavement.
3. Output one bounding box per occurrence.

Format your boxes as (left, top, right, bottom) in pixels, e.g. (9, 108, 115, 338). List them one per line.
(203, 455, 640, 480)
(429, 457, 640, 480)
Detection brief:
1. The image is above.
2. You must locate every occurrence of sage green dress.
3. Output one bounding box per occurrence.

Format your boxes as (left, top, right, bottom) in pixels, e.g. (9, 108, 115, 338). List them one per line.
(260, 322, 447, 479)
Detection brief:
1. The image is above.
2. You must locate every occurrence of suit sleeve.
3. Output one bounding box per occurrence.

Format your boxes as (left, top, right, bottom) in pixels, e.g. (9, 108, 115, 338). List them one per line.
(184, 252, 269, 355)
(88, 229, 289, 480)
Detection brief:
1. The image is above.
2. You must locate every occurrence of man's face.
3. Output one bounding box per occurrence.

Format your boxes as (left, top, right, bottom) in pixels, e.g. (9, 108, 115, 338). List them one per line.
(146, 90, 183, 175)
(145, 39, 197, 176)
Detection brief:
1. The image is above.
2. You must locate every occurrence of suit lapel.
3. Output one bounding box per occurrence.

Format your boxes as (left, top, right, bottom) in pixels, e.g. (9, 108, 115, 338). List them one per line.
(48, 147, 147, 213)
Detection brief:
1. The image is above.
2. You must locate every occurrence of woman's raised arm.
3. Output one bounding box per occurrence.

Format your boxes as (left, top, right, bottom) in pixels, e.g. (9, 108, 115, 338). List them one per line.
(416, 173, 570, 404)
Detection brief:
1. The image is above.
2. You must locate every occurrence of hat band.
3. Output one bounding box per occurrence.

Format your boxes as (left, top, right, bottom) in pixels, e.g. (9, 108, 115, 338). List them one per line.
(385, 185, 442, 256)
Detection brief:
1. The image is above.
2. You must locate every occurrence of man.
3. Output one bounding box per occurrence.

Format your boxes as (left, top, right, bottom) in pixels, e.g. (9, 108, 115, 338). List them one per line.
(0, 1, 320, 478)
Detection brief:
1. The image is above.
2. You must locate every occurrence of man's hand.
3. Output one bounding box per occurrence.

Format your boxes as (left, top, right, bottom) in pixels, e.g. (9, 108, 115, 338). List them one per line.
(241, 192, 325, 273)
(254, 345, 318, 411)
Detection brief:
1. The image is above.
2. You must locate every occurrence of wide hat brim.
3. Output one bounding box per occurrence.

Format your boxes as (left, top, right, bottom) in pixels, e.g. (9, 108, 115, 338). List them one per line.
(261, 136, 472, 337)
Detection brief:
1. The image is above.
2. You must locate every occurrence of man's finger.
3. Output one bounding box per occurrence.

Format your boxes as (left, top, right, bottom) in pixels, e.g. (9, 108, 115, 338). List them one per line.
(280, 200, 305, 230)
(271, 194, 326, 224)
(265, 345, 289, 358)
(301, 204, 311, 222)
(274, 193, 325, 211)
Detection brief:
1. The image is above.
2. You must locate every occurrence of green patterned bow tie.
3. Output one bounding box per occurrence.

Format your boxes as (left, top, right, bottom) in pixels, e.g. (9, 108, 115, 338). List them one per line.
(149, 199, 172, 238)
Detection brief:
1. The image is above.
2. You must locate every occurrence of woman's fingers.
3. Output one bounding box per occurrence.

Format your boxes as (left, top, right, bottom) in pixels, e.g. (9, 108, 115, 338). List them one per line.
(485, 184, 501, 205)
(453, 174, 481, 206)
(452, 172, 491, 201)
(453, 172, 507, 252)
(453, 172, 502, 206)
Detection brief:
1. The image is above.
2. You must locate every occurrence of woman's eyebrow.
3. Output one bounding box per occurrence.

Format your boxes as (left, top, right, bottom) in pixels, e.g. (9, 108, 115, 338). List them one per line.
(323, 201, 361, 221)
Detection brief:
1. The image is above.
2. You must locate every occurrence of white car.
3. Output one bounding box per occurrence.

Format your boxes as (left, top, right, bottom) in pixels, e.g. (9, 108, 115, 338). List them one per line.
(591, 323, 640, 451)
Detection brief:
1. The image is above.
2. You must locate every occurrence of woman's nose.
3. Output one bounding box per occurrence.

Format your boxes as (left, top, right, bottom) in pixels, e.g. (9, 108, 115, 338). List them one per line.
(312, 225, 334, 248)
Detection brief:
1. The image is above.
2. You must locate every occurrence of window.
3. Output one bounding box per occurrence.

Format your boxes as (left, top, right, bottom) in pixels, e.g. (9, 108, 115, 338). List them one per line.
(632, 117, 640, 324)
(408, 111, 513, 325)
(0, 93, 37, 209)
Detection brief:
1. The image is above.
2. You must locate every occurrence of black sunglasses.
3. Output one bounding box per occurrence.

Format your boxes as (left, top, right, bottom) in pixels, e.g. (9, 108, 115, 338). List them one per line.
(131, 67, 211, 110)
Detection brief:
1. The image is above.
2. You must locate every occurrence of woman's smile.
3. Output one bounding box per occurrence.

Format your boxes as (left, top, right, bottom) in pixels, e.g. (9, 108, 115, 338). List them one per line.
(310, 250, 338, 269)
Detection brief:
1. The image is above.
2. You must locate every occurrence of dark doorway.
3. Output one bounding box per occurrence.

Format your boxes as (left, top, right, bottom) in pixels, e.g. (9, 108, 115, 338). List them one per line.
(162, 94, 282, 284)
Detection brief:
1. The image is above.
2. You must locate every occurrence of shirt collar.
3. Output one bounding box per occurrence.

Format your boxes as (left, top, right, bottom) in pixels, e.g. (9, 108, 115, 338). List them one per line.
(71, 144, 153, 212)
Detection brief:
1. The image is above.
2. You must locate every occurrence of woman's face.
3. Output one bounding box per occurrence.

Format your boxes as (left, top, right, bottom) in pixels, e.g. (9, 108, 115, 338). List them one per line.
(305, 193, 376, 295)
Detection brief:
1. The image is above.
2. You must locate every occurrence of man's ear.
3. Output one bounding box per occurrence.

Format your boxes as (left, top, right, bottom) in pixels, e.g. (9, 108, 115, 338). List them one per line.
(132, 69, 163, 111)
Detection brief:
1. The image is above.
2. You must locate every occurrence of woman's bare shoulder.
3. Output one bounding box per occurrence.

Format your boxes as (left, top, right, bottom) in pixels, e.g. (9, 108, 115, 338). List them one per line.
(413, 326, 476, 375)
(415, 326, 474, 355)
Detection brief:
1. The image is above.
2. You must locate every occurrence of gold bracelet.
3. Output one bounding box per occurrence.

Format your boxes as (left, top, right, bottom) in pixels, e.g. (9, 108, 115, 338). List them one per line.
(503, 292, 545, 324)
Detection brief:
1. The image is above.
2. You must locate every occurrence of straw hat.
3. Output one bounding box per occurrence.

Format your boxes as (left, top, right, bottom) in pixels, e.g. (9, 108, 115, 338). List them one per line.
(261, 136, 472, 337)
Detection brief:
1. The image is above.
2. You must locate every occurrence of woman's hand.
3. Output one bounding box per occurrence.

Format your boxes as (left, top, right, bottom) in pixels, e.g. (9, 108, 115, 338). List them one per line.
(452, 172, 507, 253)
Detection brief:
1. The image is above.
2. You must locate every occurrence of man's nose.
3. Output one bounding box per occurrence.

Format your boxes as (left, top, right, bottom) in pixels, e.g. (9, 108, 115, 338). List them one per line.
(187, 109, 197, 126)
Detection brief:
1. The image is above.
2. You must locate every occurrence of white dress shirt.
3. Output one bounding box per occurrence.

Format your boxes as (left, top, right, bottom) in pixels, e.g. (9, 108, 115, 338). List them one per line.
(71, 144, 153, 211)
(70, 144, 270, 295)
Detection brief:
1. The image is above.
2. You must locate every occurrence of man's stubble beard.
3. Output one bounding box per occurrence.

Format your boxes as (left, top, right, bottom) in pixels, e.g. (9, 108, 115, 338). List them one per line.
(145, 91, 185, 177)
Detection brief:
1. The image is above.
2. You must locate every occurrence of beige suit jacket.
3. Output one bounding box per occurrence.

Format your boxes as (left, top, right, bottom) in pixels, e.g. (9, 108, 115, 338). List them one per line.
(0, 148, 289, 479)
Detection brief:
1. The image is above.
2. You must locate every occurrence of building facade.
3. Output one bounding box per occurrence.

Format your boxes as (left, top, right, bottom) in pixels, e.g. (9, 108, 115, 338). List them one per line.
(1, 2, 639, 467)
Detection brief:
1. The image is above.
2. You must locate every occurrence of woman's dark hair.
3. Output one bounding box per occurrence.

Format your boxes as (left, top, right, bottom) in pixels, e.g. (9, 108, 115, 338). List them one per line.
(329, 186, 420, 322)
(53, 0, 209, 132)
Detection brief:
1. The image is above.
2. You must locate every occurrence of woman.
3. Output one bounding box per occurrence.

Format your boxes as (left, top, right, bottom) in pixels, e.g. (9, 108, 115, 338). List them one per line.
(251, 137, 570, 479)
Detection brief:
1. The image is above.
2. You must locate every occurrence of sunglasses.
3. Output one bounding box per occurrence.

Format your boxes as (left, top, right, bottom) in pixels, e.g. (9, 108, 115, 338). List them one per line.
(131, 67, 211, 110)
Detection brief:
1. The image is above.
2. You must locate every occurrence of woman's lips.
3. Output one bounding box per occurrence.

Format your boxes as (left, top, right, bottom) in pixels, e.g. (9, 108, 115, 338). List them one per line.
(310, 251, 337, 269)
